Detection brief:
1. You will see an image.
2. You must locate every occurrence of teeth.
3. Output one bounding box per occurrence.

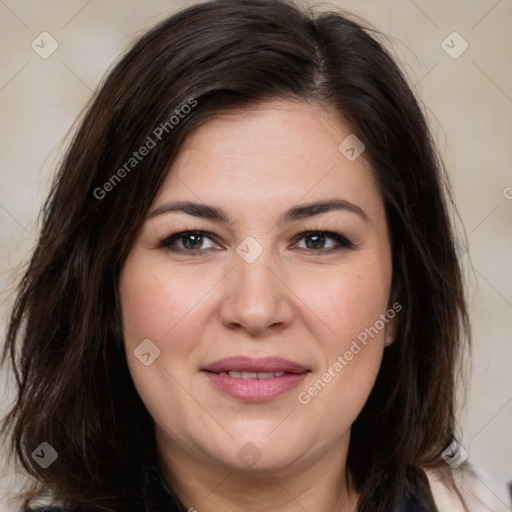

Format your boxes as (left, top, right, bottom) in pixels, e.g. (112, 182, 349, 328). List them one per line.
(219, 370, 286, 379)
(254, 372, 276, 379)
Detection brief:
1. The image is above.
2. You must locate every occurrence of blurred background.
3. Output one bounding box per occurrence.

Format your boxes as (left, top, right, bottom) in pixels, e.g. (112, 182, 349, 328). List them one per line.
(0, 0, 511, 510)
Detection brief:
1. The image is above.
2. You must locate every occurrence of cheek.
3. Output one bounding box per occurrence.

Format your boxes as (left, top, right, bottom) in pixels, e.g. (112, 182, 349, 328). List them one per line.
(118, 253, 228, 416)
(298, 258, 392, 348)
(118, 256, 211, 432)
(293, 257, 391, 412)
(119, 256, 210, 352)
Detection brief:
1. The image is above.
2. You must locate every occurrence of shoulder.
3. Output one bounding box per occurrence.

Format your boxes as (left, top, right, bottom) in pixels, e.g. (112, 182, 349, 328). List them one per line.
(425, 465, 511, 512)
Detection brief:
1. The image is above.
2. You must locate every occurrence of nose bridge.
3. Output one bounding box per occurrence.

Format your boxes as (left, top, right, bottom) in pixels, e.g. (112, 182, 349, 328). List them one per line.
(235, 249, 277, 300)
(220, 240, 293, 334)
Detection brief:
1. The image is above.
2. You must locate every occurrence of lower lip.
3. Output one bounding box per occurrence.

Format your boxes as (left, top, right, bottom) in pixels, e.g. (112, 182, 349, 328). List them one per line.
(203, 371, 309, 402)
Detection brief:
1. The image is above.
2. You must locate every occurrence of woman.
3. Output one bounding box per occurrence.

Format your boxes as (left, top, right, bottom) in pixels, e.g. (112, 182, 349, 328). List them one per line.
(0, 0, 504, 510)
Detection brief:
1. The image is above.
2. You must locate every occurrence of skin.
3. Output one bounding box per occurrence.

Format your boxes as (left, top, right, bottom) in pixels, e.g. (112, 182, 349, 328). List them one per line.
(119, 99, 396, 512)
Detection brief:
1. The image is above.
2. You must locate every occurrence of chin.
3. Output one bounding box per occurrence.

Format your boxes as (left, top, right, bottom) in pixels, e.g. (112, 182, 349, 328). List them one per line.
(202, 427, 308, 472)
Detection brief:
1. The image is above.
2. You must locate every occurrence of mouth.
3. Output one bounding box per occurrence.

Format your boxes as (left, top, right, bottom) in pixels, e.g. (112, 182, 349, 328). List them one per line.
(201, 356, 310, 402)
(214, 370, 289, 379)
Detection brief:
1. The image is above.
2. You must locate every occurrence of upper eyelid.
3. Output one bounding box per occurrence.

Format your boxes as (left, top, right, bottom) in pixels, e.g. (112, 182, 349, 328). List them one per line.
(160, 229, 353, 249)
(161, 230, 219, 245)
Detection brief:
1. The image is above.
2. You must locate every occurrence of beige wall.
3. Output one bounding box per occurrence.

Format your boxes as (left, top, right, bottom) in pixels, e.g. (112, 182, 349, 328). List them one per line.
(1, 0, 511, 510)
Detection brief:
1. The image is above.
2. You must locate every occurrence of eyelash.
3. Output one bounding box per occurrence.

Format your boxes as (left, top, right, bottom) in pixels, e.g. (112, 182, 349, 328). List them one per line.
(158, 229, 356, 255)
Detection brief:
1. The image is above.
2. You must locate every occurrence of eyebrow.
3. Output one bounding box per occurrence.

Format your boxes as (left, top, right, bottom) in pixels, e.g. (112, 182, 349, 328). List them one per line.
(147, 198, 369, 224)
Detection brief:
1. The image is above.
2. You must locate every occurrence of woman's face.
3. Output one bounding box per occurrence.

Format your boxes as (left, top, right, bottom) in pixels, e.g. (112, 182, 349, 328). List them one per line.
(119, 99, 395, 475)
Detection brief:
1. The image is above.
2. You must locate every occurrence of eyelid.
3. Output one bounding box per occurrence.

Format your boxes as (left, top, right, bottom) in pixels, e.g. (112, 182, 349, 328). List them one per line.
(290, 230, 356, 251)
(158, 230, 222, 251)
(158, 228, 356, 254)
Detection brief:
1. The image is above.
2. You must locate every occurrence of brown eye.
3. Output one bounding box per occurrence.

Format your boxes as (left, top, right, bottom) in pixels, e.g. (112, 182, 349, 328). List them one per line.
(181, 233, 204, 250)
(159, 230, 221, 253)
(304, 233, 327, 249)
(293, 231, 355, 252)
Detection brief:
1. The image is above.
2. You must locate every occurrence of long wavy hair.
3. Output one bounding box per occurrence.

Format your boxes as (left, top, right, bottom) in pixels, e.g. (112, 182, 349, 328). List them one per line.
(1, 1, 471, 510)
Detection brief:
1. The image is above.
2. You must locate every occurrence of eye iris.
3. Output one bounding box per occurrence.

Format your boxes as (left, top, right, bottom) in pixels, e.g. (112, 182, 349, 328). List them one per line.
(306, 233, 325, 249)
(183, 233, 203, 249)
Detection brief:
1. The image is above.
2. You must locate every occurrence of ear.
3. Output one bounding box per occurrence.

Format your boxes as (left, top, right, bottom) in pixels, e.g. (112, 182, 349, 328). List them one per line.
(383, 296, 402, 347)
(384, 318, 397, 347)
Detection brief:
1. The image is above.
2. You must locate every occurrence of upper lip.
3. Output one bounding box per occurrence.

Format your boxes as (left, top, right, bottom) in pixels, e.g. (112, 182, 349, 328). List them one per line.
(202, 356, 309, 374)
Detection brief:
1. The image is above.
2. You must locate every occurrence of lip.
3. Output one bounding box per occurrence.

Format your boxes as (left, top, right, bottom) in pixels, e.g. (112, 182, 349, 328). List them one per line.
(202, 356, 310, 402)
(202, 356, 309, 374)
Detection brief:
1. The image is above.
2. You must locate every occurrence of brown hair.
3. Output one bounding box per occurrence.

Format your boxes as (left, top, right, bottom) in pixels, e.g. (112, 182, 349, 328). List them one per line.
(1, 0, 471, 510)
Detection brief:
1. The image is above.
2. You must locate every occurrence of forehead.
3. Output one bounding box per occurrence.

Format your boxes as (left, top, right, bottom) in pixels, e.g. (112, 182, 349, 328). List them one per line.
(152, 99, 383, 223)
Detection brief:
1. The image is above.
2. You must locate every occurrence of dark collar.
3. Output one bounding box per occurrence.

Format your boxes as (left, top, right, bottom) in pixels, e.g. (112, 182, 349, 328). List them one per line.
(141, 462, 187, 512)
(402, 483, 438, 512)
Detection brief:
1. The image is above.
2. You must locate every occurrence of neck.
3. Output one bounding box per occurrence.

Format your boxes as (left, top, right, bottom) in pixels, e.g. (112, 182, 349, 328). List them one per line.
(156, 430, 358, 512)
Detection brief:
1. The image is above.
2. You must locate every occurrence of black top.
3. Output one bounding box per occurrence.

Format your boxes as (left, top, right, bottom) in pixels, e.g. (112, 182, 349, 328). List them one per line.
(31, 463, 438, 512)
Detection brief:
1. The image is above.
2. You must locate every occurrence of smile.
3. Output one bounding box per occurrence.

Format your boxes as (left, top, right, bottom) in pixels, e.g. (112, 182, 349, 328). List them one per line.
(217, 370, 286, 379)
(202, 356, 310, 401)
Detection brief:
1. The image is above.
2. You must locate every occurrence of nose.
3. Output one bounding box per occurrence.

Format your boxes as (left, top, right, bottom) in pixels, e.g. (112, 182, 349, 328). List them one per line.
(219, 249, 295, 336)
